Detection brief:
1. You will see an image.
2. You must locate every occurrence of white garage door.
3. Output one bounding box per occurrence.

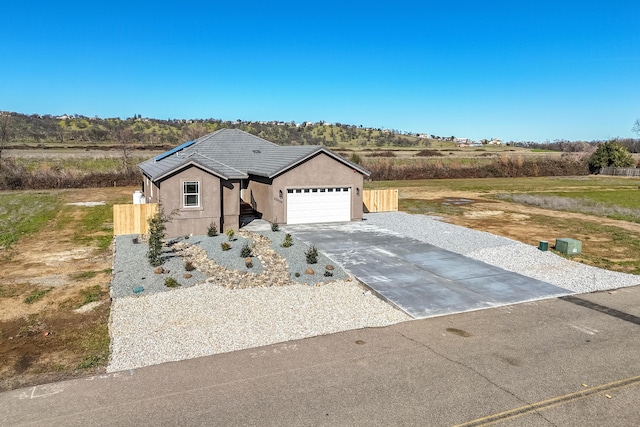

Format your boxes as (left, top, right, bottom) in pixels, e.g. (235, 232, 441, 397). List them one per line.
(286, 187, 351, 224)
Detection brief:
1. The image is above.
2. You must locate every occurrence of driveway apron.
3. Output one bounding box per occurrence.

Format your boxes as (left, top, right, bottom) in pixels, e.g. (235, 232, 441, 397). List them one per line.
(285, 222, 571, 319)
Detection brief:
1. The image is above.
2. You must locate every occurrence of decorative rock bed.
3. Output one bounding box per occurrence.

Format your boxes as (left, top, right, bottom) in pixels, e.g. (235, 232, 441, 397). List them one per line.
(110, 229, 349, 298)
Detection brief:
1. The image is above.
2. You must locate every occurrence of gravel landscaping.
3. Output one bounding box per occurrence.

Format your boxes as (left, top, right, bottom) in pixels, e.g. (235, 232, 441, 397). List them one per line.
(108, 280, 407, 372)
(108, 214, 639, 373)
(108, 223, 395, 372)
(111, 228, 349, 299)
(364, 212, 640, 293)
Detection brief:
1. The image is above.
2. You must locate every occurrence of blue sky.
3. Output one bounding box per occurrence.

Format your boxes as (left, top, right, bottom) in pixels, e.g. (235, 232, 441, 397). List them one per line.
(1, 1, 639, 142)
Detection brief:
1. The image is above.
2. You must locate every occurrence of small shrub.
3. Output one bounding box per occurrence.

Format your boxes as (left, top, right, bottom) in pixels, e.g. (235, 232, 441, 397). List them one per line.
(147, 207, 176, 267)
(415, 149, 444, 157)
(221, 242, 231, 251)
(147, 212, 165, 267)
(226, 229, 235, 241)
(207, 222, 218, 237)
(367, 150, 396, 157)
(294, 272, 301, 278)
(79, 285, 106, 306)
(281, 233, 293, 248)
(77, 354, 106, 370)
(184, 260, 196, 271)
(271, 221, 280, 232)
(165, 277, 180, 288)
(324, 270, 333, 277)
(69, 270, 98, 281)
(240, 243, 252, 257)
(305, 245, 318, 264)
(184, 235, 190, 240)
(24, 288, 52, 304)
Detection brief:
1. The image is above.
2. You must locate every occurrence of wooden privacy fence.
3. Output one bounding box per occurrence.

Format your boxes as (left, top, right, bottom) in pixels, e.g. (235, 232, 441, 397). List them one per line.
(599, 167, 640, 177)
(113, 203, 158, 235)
(363, 189, 398, 213)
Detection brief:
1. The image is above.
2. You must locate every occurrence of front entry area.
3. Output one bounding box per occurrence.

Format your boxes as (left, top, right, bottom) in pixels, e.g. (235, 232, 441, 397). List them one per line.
(286, 187, 351, 224)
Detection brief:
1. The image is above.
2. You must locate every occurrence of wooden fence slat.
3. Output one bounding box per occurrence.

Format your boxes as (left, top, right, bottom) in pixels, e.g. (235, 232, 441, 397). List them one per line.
(113, 203, 158, 235)
(363, 189, 398, 213)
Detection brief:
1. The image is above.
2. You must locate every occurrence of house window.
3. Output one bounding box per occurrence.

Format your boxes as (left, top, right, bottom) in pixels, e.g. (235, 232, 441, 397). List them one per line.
(183, 181, 200, 207)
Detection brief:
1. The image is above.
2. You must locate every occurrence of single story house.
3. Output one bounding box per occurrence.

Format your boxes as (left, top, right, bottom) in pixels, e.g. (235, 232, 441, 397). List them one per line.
(138, 129, 370, 237)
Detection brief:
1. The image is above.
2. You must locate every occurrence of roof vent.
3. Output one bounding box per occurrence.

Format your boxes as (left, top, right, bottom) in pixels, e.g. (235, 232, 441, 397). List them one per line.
(253, 149, 261, 154)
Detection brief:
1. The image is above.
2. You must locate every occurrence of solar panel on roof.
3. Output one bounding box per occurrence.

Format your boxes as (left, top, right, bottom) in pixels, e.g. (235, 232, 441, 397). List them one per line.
(154, 140, 196, 161)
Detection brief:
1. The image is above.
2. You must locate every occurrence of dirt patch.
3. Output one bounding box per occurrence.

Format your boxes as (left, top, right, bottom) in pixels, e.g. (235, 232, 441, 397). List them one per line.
(432, 197, 479, 206)
(0, 303, 110, 391)
(0, 186, 133, 391)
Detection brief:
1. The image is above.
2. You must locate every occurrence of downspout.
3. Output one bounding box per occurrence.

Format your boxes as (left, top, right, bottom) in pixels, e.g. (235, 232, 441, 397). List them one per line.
(219, 180, 224, 232)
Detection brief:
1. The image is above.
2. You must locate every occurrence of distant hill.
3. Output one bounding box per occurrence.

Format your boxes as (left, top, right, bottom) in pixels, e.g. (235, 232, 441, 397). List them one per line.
(2, 112, 452, 148)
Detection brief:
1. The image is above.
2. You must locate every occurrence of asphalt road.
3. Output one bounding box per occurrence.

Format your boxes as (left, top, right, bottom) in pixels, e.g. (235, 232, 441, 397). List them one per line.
(3, 285, 640, 426)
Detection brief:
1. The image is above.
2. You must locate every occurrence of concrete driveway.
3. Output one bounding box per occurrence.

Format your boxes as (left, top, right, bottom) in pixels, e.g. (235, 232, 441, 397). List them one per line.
(285, 221, 571, 318)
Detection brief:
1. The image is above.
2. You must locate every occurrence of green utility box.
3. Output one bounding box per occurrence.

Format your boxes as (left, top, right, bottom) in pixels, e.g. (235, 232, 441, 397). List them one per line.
(555, 238, 582, 255)
(539, 241, 549, 251)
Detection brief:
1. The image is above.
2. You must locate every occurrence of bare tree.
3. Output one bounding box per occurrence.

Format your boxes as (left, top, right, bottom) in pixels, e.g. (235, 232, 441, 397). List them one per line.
(117, 128, 133, 172)
(0, 112, 12, 172)
(633, 118, 640, 136)
(182, 123, 209, 141)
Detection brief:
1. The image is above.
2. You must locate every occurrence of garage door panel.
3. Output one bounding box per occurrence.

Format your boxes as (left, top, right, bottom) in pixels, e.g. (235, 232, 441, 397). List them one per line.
(287, 187, 350, 224)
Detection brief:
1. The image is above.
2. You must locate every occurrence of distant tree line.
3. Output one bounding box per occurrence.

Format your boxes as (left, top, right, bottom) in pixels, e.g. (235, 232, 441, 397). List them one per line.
(514, 138, 640, 154)
(363, 155, 591, 181)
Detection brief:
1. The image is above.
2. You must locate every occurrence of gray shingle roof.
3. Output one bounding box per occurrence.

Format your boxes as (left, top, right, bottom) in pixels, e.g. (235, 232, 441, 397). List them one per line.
(138, 129, 370, 181)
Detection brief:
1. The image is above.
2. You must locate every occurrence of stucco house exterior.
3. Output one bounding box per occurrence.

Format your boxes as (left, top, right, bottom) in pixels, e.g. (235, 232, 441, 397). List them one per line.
(138, 129, 370, 237)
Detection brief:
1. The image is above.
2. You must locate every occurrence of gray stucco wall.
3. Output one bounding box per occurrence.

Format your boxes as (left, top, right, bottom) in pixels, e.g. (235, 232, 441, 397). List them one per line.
(244, 177, 275, 222)
(271, 152, 365, 223)
(151, 166, 223, 238)
(221, 179, 240, 232)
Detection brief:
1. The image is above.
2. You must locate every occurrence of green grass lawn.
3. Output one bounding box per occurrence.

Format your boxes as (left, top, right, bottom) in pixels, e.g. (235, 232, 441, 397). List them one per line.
(73, 204, 115, 251)
(0, 193, 62, 249)
(541, 215, 640, 274)
(0, 189, 126, 251)
(367, 176, 640, 223)
(365, 176, 640, 193)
